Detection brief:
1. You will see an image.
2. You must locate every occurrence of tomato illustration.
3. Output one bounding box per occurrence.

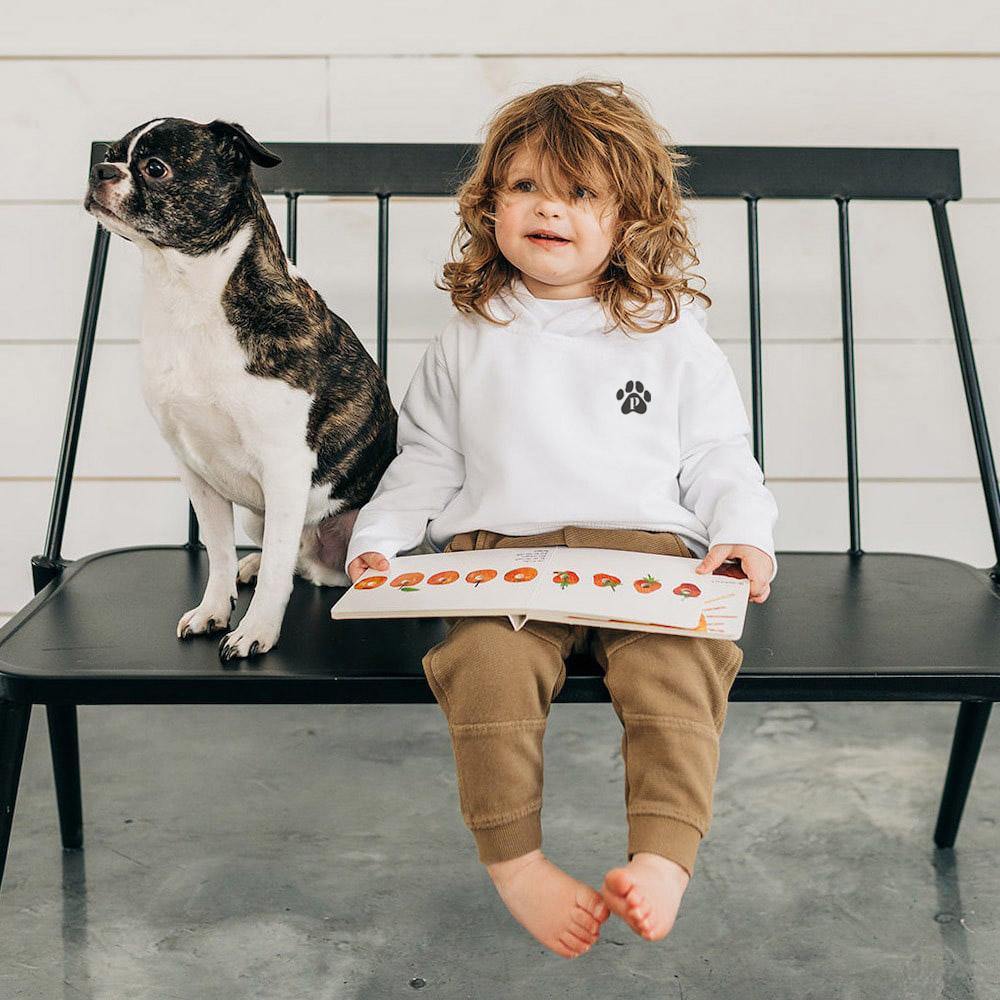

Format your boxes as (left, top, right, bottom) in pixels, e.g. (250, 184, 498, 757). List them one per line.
(354, 576, 387, 590)
(504, 567, 538, 583)
(634, 574, 661, 594)
(673, 582, 702, 598)
(594, 573, 621, 591)
(552, 570, 579, 589)
(391, 572, 424, 592)
(466, 569, 498, 587)
(428, 570, 460, 586)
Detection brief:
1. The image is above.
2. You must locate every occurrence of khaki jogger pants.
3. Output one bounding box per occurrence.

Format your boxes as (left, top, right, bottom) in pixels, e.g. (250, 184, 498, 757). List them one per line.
(419, 525, 745, 877)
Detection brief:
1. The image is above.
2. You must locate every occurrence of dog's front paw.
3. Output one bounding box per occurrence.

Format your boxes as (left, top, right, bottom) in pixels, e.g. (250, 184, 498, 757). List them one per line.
(177, 596, 236, 639)
(218, 615, 281, 662)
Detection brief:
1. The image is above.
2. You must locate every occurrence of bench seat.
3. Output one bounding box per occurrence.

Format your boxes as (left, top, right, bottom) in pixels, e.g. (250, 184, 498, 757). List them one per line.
(3, 546, 997, 705)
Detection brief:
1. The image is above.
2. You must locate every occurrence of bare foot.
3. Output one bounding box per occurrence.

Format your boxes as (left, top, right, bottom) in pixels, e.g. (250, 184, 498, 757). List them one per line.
(487, 849, 611, 959)
(600, 852, 690, 941)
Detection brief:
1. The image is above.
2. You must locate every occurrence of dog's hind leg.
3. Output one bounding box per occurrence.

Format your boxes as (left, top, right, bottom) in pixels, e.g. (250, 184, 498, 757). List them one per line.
(237, 508, 264, 585)
(295, 506, 359, 588)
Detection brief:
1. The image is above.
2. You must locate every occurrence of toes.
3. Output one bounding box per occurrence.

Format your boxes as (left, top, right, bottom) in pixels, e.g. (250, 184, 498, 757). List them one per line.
(218, 623, 278, 661)
(558, 931, 592, 957)
(601, 870, 635, 918)
(177, 603, 233, 639)
(603, 867, 634, 899)
(571, 911, 601, 937)
(600, 885, 628, 920)
(576, 888, 609, 928)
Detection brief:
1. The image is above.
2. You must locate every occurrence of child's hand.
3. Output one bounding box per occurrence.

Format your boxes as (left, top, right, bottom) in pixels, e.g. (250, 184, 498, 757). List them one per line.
(347, 551, 390, 583)
(694, 544, 773, 603)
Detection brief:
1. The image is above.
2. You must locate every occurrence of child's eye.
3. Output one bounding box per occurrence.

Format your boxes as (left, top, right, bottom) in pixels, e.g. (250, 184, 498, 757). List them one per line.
(513, 179, 593, 200)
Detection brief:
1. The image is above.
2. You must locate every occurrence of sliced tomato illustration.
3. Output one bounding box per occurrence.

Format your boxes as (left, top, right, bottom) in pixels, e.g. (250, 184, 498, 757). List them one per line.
(634, 574, 661, 594)
(553, 570, 579, 589)
(504, 567, 538, 583)
(673, 582, 702, 598)
(427, 570, 460, 586)
(391, 572, 424, 592)
(594, 573, 621, 591)
(354, 576, 387, 590)
(466, 569, 498, 587)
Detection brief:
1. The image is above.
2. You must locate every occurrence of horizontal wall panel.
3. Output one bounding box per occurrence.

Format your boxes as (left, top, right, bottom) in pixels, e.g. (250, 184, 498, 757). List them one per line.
(4, 2, 1000, 57)
(2, 199, 997, 348)
(1, 478, 994, 617)
(2, 340, 997, 480)
(329, 56, 1000, 200)
(0, 59, 329, 201)
(4, 56, 1000, 200)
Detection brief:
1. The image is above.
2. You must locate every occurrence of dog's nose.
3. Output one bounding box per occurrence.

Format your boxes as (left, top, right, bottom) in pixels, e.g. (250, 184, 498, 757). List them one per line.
(91, 163, 124, 183)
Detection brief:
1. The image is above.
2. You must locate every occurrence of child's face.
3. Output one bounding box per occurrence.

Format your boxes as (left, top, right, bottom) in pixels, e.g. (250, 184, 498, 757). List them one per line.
(493, 141, 618, 300)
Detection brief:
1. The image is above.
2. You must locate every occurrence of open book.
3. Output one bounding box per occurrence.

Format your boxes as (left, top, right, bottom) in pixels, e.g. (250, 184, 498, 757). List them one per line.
(330, 546, 751, 640)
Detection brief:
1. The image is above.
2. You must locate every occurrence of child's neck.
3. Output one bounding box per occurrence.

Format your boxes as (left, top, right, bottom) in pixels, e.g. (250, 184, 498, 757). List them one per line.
(518, 272, 596, 301)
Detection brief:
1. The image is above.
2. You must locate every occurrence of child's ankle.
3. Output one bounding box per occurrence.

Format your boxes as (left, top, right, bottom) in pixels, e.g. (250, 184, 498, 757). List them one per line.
(486, 848, 544, 887)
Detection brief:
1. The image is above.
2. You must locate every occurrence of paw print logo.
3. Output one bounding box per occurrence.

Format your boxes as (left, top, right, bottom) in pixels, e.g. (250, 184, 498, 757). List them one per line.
(617, 380, 652, 415)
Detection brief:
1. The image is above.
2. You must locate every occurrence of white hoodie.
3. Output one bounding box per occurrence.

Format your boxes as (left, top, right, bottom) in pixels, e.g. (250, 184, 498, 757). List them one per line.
(345, 275, 779, 583)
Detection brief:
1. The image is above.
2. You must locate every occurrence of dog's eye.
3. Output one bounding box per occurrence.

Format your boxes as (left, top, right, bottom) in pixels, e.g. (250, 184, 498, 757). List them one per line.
(144, 158, 168, 179)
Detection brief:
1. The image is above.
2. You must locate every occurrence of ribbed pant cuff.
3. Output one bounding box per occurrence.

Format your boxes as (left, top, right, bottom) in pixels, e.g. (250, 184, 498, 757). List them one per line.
(471, 811, 543, 864)
(627, 814, 703, 877)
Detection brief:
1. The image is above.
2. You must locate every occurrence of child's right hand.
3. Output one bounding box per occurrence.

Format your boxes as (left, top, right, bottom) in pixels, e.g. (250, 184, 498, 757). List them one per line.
(347, 551, 390, 583)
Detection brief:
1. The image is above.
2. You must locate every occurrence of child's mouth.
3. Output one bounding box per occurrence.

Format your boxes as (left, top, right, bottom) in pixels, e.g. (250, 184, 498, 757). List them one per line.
(527, 234, 570, 247)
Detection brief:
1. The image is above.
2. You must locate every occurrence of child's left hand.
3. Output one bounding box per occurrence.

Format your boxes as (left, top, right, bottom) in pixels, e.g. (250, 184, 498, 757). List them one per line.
(695, 544, 773, 604)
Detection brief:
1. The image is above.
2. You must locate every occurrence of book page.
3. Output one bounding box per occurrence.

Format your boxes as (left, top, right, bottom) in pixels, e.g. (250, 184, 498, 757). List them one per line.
(524, 547, 705, 630)
(329, 545, 743, 634)
(330, 548, 549, 619)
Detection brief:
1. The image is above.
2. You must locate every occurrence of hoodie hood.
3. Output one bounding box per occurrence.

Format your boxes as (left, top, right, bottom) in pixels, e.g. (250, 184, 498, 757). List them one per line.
(495, 274, 615, 337)
(495, 273, 687, 339)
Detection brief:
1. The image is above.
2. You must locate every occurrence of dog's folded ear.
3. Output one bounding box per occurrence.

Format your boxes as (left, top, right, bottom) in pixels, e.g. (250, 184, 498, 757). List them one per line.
(208, 120, 282, 170)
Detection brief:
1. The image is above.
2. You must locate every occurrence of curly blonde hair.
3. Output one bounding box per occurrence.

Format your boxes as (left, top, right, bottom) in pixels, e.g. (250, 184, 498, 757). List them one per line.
(436, 78, 711, 334)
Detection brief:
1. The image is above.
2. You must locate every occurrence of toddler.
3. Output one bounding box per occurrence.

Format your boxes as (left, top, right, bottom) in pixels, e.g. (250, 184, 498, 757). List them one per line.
(342, 79, 778, 959)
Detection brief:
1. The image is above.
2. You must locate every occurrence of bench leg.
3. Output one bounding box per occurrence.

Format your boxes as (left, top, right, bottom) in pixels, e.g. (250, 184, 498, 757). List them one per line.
(46, 705, 83, 851)
(934, 701, 993, 848)
(1, 700, 32, 892)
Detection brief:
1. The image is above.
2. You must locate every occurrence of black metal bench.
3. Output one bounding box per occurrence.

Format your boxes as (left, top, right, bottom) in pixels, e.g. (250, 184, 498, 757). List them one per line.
(1, 142, 997, 895)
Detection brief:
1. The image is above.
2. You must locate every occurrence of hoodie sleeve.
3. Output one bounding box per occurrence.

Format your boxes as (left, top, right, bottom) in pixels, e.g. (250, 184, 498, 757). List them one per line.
(344, 333, 466, 572)
(676, 354, 779, 585)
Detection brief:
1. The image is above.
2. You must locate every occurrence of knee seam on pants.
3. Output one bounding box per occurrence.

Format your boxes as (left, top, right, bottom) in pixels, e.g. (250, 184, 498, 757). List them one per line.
(622, 713, 719, 739)
(449, 718, 548, 736)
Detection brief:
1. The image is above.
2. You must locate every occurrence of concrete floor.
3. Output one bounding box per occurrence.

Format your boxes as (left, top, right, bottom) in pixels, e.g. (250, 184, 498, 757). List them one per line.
(0, 699, 996, 999)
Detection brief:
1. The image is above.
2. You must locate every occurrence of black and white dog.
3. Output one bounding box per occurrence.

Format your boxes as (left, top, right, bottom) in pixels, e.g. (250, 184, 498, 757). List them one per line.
(84, 118, 397, 661)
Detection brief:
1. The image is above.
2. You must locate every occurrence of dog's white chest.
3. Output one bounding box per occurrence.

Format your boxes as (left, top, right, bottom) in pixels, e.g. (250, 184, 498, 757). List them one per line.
(137, 240, 280, 512)
(141, 294, 268, 509)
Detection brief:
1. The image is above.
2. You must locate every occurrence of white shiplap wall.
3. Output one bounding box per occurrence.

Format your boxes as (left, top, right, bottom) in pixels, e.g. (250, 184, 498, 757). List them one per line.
(2, 3, 1000, 628)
